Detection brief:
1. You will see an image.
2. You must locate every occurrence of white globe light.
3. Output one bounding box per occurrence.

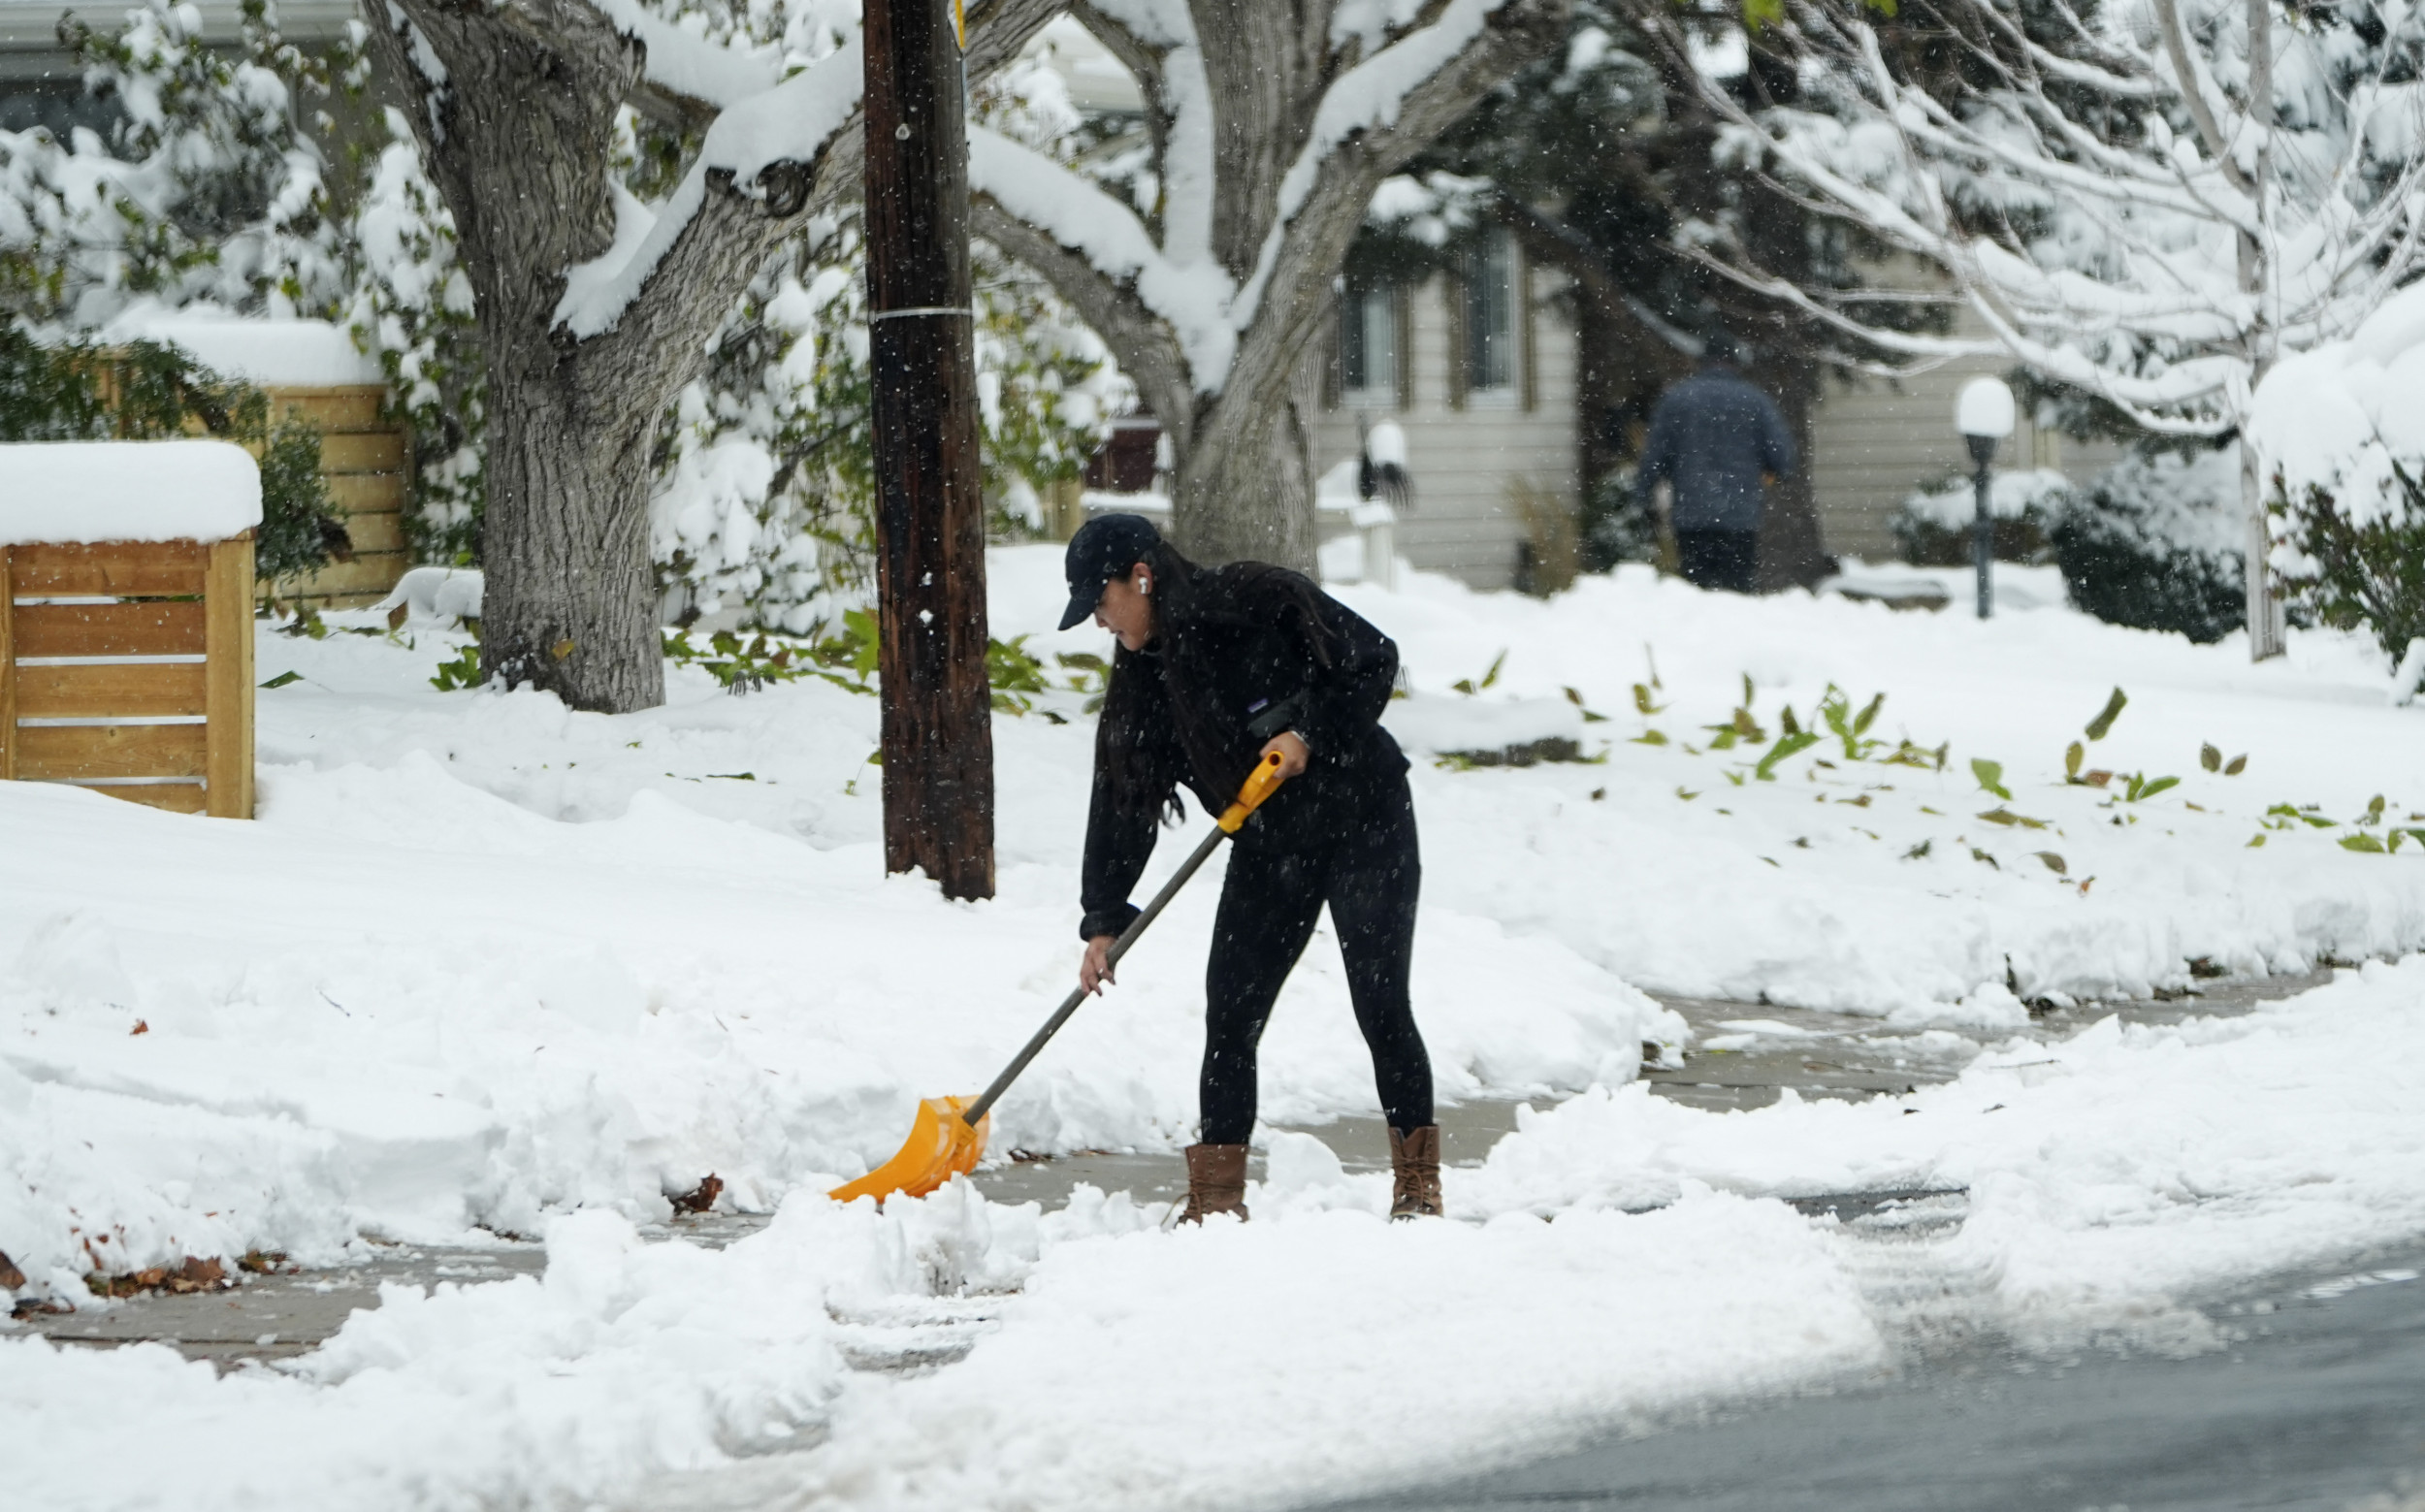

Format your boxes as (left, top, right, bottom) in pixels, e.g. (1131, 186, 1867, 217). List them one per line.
(1956, 376, 2017, 439)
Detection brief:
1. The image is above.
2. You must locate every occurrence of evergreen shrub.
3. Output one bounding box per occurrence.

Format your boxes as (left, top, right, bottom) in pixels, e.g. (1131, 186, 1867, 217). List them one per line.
(2054, 446, 2246, 645)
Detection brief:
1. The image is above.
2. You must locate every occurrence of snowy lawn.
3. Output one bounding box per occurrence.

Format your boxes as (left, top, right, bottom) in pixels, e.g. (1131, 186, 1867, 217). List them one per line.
(4, 549, 2424, 1510)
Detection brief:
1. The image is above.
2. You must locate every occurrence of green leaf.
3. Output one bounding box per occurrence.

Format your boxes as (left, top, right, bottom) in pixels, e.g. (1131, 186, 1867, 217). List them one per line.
(1976, 808, 2050, 829)
(1902, 839, 1932, 860)
(2224, 754, 2247, 776)
(2341, 832, 2386, 853)
(1852, 692, 1885, 737)
(1479, 651, 1506, 691)
(2034, 851, 2067, 874)
(1755, 729, 1820, 781)
(1779, 705, 1801, 737)
(2064, 741, 2084, 780)
(2084, 687, 2128, 741)
(2200, 743, 2221, 772)
(2126, 774, 2180, 802)
(1970, 757, 2013, 801)
(1633, 729, 1668, 746)
(1631, 683, 1664, 716)
(259, 670, 303, 690)
(1450, 679, 1476, 696)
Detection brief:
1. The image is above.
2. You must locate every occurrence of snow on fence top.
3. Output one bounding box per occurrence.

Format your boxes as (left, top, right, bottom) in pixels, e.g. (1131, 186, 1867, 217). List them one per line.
(2249, 280, 2425, 501)
(92, 306, 384, 388)
(1, 441, 263, 546)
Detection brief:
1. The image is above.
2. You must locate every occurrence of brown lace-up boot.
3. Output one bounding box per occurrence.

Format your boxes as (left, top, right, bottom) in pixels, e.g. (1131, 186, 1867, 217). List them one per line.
(1389, 1125, 1443, 1219)
(1179, 1142, 1250, 1224)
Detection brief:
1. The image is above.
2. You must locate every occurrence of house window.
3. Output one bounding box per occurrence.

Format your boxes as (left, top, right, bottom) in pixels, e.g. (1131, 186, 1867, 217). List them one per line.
(1464, 234, 1517, 398)
(1339, 283, 1399, 406)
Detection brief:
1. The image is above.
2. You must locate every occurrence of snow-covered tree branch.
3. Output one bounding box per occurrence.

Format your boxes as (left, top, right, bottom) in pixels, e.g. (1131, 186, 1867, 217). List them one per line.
(1638, 0, 2425, 655)
(972, 0, 1570, 565)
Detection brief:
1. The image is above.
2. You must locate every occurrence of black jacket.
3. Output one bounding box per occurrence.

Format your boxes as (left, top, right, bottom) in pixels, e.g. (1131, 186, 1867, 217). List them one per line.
(1636, 363, 1797, 533)
(1079, 565, 1407, 940)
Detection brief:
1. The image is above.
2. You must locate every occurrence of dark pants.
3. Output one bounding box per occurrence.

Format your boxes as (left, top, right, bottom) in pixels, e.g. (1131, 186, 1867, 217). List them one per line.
(1199, 778, 1433, 1144)
(1676, 528, 1759, 593)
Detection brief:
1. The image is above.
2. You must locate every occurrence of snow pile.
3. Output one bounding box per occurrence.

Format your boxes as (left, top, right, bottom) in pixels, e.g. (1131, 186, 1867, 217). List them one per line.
(15, 957, 2423, 1512)
(1464, 953, 2425, 1345)
(2248, 278, 2425, 515)
(0, 440, 261, 543)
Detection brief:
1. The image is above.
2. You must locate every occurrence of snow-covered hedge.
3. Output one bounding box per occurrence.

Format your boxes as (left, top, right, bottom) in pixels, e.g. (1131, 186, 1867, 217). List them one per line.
(2250, 281, 2425, 669)
(2052, 446, 2246, 646)
(1890, 467, 2073, 566)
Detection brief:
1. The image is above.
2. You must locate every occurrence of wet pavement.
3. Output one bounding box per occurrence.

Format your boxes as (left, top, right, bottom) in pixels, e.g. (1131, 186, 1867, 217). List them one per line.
(8, 970, 2340, 1371)
(1313, 1238, 2425, 1512)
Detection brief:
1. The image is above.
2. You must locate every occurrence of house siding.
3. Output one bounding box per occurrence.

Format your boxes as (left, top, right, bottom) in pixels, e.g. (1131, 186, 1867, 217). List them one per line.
(1313, 260, 1580, 589)
(1805, 308, 2126, 562)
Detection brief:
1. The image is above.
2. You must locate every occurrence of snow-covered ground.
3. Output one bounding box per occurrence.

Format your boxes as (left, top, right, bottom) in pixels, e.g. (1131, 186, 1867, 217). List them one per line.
(5, 550, 2424, 1510)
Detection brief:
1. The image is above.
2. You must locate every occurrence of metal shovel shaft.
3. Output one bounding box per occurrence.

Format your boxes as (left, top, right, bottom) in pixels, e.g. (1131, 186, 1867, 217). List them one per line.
(960, 821, 1230, 1127)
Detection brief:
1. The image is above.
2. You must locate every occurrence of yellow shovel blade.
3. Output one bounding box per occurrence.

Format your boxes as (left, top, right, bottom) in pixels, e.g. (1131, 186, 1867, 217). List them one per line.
(827, 1095, 989, 1206)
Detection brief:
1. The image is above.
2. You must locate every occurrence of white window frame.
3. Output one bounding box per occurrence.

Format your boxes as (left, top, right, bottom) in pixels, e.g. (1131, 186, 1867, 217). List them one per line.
(1339, 282, 1400, 410)
(1463, 232, 1520, 407)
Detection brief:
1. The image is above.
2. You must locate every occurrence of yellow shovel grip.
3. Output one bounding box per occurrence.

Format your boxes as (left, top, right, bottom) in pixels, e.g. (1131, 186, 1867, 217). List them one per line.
(1217, 749, 1290, 833)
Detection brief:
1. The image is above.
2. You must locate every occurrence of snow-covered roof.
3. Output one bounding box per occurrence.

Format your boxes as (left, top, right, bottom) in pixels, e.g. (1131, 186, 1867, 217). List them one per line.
(94, 306, 384, 388)
(1, 440, 263, 545)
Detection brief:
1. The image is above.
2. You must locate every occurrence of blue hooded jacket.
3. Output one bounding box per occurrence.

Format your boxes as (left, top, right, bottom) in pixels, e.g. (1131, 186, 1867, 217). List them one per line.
(1636, 364, 1797, 533)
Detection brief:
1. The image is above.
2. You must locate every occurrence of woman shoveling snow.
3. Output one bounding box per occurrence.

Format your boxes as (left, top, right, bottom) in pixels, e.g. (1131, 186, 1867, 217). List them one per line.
(1059, 513, 1441, 1223)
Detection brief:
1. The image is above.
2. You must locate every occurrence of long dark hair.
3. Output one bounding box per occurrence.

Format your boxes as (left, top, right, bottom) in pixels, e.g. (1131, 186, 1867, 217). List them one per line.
(1094, 535, 1343, 821)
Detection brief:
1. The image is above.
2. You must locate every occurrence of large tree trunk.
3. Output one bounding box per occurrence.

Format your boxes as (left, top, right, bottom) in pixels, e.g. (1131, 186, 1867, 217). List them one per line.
(480, 373, 666, 710)
(1168, 343, 1321, 570)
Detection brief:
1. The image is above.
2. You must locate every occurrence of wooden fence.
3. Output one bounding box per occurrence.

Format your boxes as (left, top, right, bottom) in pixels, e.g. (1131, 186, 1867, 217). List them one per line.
(0, 535, 256, 818)
(263, 385, 411, 610)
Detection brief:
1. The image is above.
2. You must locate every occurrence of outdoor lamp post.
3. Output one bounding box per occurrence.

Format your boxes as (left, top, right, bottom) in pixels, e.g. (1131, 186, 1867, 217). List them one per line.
(1956, 376, 2017, 620)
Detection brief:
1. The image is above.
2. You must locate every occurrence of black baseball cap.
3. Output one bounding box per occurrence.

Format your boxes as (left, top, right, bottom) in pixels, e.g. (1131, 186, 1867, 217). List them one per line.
(1058, 513, 1163, 630)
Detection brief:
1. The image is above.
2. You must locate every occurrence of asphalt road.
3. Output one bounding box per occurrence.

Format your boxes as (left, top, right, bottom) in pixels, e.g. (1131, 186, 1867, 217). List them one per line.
(1315, 1241, 2425, 1512)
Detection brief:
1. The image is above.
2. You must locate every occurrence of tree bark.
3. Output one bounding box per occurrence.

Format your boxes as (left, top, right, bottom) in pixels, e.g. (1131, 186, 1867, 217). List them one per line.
(865, 0, 996, 900)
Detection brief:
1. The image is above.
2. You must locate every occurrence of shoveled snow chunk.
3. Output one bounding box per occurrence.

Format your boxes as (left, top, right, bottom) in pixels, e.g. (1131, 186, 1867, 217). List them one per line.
(1, 441, 263, 545)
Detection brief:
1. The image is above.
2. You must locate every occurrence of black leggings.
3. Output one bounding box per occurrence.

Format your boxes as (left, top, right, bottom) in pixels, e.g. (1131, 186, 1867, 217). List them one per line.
(1199, 780, 1433, 1144)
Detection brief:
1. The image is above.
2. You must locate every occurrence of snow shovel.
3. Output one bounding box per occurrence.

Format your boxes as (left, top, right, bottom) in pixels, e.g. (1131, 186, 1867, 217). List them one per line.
(829, 749, 1293, 1206)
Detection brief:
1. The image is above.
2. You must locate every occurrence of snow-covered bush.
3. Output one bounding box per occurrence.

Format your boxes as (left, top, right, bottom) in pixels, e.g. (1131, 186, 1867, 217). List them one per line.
(2053, 447, 2245, 645)
(1579, 469, 1659, 572)
(2251, 283, 2425, 666)
(341, 110, 481, 563)
(0, 0, 348, 326)
(1890, 468, 2073, 566)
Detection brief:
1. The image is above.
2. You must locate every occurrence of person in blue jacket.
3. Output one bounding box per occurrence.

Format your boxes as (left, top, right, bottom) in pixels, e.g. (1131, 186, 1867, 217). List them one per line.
(1636, 332, 1798, 593)
(1057, 513, 1439, 1224)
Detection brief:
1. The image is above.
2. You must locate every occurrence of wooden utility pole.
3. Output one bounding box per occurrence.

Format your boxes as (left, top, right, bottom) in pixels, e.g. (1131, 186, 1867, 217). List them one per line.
(863, 0, 996, 899)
